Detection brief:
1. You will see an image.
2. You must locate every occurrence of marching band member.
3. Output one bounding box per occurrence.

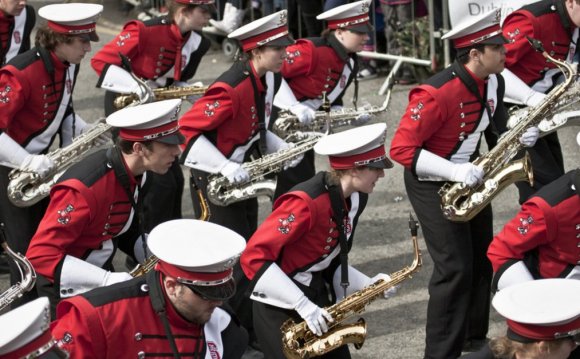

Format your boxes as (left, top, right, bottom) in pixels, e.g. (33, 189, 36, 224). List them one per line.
(0, 0, 35, 66)
(501, 0, 580, 203)
(180, 9, 296, 240)
(0, 3, 102, 308)
(462, 279, 580, 359)
(390, 9, 538, 358)
(487, 167, 580, 292)
(273, 0, 371, 200)
(179, 10, 296, 346)
(0, 297, 69, 358)
(50, 219, 248, 359)
(26, 99, 184, 317)
(91, 0, 216, 242)
(241, 123, 397, 358)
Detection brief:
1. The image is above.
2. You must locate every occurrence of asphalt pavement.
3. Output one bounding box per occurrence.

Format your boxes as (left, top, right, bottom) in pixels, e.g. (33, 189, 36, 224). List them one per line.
(2, 2, 579, 358)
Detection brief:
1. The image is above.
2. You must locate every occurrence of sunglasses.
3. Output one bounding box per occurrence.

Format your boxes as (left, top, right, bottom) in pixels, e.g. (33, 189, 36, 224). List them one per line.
(555, 329, 580, 345)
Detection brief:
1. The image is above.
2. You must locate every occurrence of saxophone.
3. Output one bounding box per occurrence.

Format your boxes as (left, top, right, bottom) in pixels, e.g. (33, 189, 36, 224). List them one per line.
(113, 84, 208, 110)
(129, 187, 211, 277)
(206, 132, 323, 206)
(0, 224, 37, 311)
(7, 122, 112, 207)
(281, 214, 422, 359)
(272, 86, 393, 139)
(439, 37, 578, 222)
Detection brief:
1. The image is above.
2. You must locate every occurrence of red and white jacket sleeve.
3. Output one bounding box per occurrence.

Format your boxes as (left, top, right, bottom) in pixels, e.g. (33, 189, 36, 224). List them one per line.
(389, 88, 445, 170)
(91, 21, 142, 76)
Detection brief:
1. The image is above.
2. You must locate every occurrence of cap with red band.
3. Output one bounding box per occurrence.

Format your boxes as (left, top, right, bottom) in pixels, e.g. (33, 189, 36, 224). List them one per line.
(147, 219, 246, 300)
(442, 8, 508, 49)
(228, 10, 294, 52)
(106, 99, 185, 145)
(0, 297, 63, 359)
(38, 3, 103, 42)
(174, 0, 215, 4)
(493, 279, 580, 343)
(317, 0, 373, 33)
(314, 123, 393, 170)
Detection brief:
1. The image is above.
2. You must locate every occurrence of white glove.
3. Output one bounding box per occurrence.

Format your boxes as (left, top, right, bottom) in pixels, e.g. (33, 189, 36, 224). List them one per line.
(502, 68, 546, 107)
(368, 273, 398, 299)
(519, 126, 539, 147)
(102, 271, 133, 286)
(294, 295, 334, 336)
(415, 150, 483, 187)
(330, 105, 342, 112)
(20, 154, 55, 176)
(220, 160, 250, 184)
(352, 112, 372, 126)
(290, 103, 316, 125)
(173, 81, 204, 103)
(450, 163, 484, 187)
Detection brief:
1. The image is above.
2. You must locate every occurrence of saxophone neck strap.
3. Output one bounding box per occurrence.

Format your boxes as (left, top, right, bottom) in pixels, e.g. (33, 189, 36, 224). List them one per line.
(246, 62, 268, 155)
(147, 270, 181, 359)
(323, 172, 350, 296)
(574, 168, 580, 197)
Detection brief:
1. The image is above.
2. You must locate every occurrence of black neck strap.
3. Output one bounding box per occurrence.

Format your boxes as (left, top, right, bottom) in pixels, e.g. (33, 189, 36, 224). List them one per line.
(323, 173, 350, 297)
(108, 147, 148, 256)
(147, 271, 181, 359)
(574, 169, 580, 197)
(246, 62, 268, 155)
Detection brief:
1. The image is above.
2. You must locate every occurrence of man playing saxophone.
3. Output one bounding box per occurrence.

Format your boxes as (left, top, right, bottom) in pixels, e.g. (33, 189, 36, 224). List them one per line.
(240, 124, 397, 358)
(501, 0, 580, 204)
(272, 0, 373, 200)
(389, 9, 540, 358)
(25, 100, 183, 317)
(0, 3, 103, 308)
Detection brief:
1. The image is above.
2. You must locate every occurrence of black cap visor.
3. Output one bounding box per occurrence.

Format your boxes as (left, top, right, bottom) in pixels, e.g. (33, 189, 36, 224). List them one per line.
(155, 131, 186, 145)
(344, 22, 374, 34)
(365, 156, 394, 169)
(263, 34, 295, 48)
(184, 278, 236, 301)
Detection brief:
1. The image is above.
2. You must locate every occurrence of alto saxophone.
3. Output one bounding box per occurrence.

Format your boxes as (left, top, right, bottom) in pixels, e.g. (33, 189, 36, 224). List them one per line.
(0, 224, 37, 311)
(7, 122, 112, 207)
(439, 37, 578, 222)
(206, 132, 323, 206)
(272, 87, 393, 139)
(114, 84, 208, 110)
(281, 214, 422, 359)
(129, 186, 211, 277)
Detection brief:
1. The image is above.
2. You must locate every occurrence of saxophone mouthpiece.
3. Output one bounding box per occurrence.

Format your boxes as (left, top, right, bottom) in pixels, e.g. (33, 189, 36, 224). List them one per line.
(408, 213, 419, 237)
(526, 36, 545, 53)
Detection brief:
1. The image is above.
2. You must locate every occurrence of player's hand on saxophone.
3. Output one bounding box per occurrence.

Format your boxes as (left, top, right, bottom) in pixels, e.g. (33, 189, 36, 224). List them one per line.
(295, 296, 334, 336)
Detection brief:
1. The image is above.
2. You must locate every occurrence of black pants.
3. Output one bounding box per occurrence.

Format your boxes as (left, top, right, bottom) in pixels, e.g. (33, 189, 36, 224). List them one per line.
(515, 132, 565, 204)
(0, 165, 49, 308)
(273, 149, 315, 201)
(404, 170, 493, 359)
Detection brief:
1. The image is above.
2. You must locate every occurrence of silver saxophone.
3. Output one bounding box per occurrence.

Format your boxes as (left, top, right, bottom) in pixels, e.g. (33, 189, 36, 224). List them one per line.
(0, 224, 37, 311)
(507, 80, 580, 136)
(272, 87, 393, 139)
(7, 72, 155, 208)
(206, 133, 323, 206)
(7, 122, 112, 207)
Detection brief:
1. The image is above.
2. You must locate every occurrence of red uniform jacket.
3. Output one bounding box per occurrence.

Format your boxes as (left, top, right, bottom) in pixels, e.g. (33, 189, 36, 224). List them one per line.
(281, 36, 356, 106)
(0, 47, 79, 153)
(488, 169, 580, 287)
(390, 62, 505, 171)
(503, 0, 577, 92)
(26, 149, 139, 285)
(180, 61, 281, 163)
(0, 5, 35, 66)
(91, 16, 210, 86)
(241, 172, 367, 289)
(51, 272, 248, 359)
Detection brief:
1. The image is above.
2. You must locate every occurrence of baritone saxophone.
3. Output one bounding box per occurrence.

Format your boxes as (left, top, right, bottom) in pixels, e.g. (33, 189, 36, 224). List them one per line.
(0, 223, 37, 311)
(439, 36, 577, 222)
(281, 214, 422, 359)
